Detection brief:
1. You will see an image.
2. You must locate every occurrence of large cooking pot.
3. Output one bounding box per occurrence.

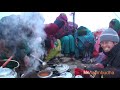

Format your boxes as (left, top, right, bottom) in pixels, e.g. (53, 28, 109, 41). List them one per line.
(0, 67, 17, 78)
(0, 60, 19, 78)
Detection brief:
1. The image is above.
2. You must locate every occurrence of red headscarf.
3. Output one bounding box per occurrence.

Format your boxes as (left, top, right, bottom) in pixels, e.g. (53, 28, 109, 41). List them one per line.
(44, 23, 59, 37)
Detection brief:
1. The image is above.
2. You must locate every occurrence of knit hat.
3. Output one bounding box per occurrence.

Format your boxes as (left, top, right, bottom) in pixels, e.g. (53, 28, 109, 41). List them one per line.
(100, 28, 119, 43)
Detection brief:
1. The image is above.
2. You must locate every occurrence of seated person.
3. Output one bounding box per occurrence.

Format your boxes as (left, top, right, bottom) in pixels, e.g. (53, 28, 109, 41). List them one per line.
(86, 28, 120, 78)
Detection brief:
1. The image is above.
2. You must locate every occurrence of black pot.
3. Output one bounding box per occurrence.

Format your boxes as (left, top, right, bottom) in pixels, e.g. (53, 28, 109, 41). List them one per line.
(0, 59, 19, 69)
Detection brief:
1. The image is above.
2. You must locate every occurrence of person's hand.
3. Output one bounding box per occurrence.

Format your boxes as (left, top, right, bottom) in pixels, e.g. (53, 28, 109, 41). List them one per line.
(93, 63, 104, 68)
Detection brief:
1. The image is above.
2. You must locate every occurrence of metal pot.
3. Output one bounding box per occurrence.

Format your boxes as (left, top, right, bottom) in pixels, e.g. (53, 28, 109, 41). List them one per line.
(0, 60, 19, 69)
(0, 67, 17, 78)
(0, 60, 19, 78)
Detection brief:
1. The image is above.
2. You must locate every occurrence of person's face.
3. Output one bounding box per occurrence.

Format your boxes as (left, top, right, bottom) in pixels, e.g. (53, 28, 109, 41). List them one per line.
(109, 21, 115, 29)
(100, 41, 117, 52)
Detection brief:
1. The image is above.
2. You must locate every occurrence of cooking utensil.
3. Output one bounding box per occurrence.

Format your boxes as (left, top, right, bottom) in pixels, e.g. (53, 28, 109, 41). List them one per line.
(55, 64, 69, 73)
(37, 70, 53, 78)
(0, 58, 19, 78)
(0, 60, 19, 69)
(30, 54, 47, 66)
(0, 67, 17, 78)
(60, 72, 73, 78)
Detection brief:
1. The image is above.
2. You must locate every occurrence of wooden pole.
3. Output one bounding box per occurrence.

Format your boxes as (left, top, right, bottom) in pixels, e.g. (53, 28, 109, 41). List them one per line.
(73, 12, 75, 30)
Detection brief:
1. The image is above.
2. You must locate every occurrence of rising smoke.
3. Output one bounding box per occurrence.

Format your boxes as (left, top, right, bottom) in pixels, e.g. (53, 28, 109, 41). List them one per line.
(0, 12, 47, 74)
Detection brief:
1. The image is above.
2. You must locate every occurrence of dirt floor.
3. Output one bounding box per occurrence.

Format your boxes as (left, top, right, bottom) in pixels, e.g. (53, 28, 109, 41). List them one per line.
(20, 54, 96, 78)
(55, 56, 95, 76)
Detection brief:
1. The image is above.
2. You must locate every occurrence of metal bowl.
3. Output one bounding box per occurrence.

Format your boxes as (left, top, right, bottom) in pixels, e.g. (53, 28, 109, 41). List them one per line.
(55, 64, 69, 73)
(37, 70, 53, 78)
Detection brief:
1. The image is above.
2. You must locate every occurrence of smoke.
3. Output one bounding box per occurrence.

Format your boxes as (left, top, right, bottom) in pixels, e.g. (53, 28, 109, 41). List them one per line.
(20, 12, 46, 55)
(19, 12, 47, 73)
(0, 12, 47, 74)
